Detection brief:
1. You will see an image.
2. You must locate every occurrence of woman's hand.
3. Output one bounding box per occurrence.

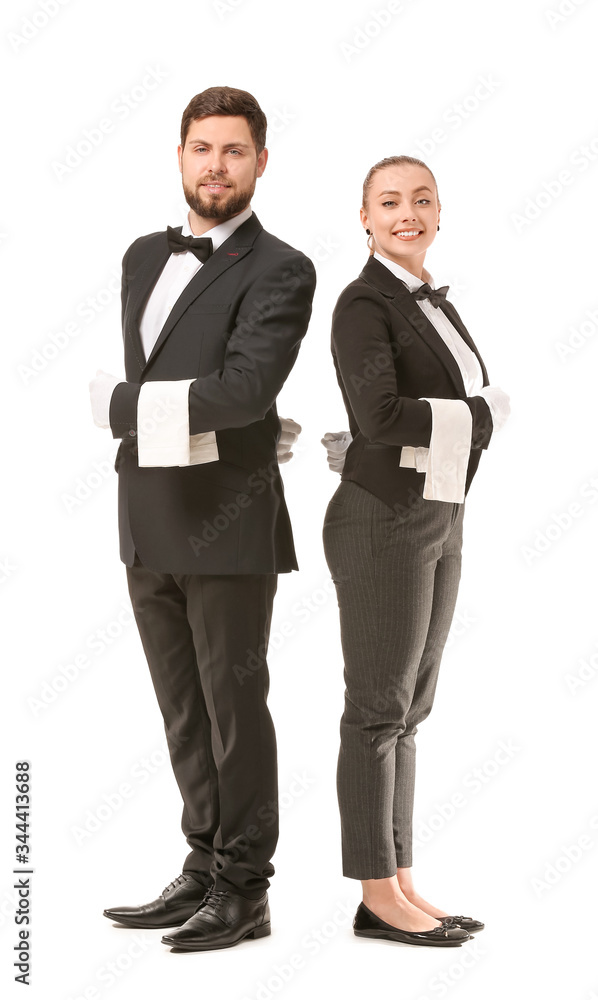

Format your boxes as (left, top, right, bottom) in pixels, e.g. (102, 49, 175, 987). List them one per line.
(477, 386, 511, 432)
(321, 431, 352, 473)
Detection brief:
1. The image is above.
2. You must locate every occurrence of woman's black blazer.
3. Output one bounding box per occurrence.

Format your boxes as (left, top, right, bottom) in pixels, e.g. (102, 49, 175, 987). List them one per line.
(331, 255, 494, 516)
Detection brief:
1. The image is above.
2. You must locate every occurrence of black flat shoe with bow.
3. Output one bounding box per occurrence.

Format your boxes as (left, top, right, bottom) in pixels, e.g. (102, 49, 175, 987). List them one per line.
(353, 902, 471, 947)
(441, 914, 485, 933)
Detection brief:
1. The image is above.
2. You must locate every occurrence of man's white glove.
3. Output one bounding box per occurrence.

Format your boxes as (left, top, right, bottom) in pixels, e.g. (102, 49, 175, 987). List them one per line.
(477, 386, 511, 432)
(89, 369, 121, 429)
(277, 417, 302, 464)
(321, 430, 352, 474)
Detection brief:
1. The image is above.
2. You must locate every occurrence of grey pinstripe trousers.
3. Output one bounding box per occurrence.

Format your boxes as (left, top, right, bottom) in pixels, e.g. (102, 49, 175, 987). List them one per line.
(323, 480, 464, 878)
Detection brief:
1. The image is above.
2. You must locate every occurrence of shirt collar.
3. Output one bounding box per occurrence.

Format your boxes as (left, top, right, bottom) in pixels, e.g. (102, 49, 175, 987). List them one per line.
(373, 251, 435, 291)
(181, 204, 253, 251)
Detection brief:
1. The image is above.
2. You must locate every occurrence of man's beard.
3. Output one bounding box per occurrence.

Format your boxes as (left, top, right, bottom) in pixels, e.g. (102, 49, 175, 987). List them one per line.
(183, 173, 256, 220)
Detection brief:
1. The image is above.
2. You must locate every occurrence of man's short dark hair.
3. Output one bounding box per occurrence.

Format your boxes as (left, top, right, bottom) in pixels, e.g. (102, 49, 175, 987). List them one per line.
(180, 86, 267, 153)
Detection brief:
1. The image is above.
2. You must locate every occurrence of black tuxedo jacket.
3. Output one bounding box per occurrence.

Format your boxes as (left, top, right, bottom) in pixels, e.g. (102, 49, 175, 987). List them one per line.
(109, 212, 316, 574)
(331, 255, 493, 514)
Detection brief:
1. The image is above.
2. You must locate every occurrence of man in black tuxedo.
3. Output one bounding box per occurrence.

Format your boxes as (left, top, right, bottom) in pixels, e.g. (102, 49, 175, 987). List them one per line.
(89, 86, 316, 951)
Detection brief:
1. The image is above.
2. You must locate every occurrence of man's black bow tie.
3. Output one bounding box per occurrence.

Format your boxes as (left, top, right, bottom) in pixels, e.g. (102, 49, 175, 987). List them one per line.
(166, 226, 213, 262)
(412, 283, 450, 308)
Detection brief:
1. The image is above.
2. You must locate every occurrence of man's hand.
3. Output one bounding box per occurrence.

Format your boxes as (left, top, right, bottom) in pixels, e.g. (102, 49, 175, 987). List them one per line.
(321, 430, 352, 473)
(89, 369, 121, 428)
(277, 417, 302, 464)
(477, 386, 511, 432)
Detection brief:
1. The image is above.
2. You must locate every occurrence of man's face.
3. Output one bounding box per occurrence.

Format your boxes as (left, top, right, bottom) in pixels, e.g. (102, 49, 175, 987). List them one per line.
(178, 115, 267, 221)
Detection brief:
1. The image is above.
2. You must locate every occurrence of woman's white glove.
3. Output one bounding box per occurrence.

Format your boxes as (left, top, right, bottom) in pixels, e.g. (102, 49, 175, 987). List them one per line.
(277, 417, 302, 464)
(477, 386, 511, 432)
(321, 430, 352, 473)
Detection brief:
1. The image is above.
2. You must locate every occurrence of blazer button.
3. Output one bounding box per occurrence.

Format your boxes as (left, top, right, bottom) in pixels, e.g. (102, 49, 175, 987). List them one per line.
(128, 429, 136, 437)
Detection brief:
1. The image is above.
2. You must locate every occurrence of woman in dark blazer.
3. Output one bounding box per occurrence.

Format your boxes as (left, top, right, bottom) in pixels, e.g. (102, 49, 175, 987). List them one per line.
(322, 155, 510, 948)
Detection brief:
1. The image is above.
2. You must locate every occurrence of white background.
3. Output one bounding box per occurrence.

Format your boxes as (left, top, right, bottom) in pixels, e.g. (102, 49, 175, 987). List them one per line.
(3, 0, 598, 997)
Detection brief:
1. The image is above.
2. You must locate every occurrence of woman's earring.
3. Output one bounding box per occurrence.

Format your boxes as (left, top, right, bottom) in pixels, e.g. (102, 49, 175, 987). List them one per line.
(366, 229, 375, 252)
(437, 224, 440, 231)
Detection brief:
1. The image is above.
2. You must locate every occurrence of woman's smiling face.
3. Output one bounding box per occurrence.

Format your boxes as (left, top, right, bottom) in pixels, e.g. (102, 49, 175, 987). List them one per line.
(360, 163, 441, 273)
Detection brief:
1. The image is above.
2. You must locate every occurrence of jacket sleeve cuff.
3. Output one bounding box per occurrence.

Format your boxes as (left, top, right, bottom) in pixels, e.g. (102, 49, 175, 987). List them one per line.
(109, 381, 141, 439)
(465, 395, 494, 450)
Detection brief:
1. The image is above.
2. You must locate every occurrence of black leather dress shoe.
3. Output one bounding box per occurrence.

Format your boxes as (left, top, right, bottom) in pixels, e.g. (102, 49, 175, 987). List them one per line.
(161, 887, 271, 951)
(103, 874, 212, 928)
(353, 902, 470, 947)
(441, 914, 485, 933)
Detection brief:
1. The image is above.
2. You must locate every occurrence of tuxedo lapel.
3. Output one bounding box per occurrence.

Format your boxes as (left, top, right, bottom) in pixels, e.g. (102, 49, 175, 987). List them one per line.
(144, 245, 252, 369)
(360, 256, 477, 397)
(388, 288, 467, 397)
(436, 299, 489, 386)
(142, 213, 262, 371)
(124, 239, 172, 372)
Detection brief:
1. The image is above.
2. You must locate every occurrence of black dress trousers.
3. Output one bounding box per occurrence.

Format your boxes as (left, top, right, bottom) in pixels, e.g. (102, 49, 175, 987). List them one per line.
(323, 481, 464, 877)
(126, 553, 278, 899)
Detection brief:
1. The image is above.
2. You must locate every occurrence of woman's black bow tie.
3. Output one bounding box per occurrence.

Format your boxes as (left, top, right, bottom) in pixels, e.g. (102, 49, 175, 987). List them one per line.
(412, 283, 450, 307)
(166, 226, 214, 262)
